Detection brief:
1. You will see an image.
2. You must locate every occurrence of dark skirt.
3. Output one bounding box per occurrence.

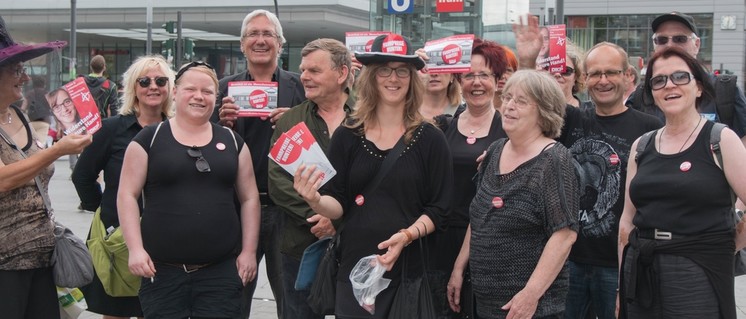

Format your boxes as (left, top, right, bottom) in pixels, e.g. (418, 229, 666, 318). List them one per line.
(80, 270, 143, 317)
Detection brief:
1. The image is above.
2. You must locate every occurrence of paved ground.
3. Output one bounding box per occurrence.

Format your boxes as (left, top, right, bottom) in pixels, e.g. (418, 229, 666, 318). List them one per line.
(49, 157, 746, 319)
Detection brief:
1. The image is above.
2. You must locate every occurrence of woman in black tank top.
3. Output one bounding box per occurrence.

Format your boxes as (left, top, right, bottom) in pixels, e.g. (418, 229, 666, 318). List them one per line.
(618, 47, 746, 319)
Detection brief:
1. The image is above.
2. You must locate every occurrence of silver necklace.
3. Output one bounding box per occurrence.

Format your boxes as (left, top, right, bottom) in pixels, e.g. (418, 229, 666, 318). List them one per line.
(0, 112, 11, 125)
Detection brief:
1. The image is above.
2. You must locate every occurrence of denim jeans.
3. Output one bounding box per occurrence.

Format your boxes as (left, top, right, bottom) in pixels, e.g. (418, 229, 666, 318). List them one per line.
(281, 253, 325, 319)
(240, 205, 285, 319)
(564, 261, 618, 319)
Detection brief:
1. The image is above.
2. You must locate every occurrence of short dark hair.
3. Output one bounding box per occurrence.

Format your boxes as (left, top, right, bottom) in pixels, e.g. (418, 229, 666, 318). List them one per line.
(90, 55, 106, 73)
(470, 38, 508, 80)
(643, 46, 714, 108)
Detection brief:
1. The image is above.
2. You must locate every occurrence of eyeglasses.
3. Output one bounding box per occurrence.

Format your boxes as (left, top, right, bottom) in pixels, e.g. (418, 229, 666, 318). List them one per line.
(175, 61, 215, 81)
(187, 147, 211, 173)
(51, 98, 73, 113)
(242, 31, 278, 39)
(137, 76, 169, 88)
(500, 94, 535, 108)
(376, 66, 411, 78)
(462, 72, 495, 82)
(11, 67, 27, 78)
(650, 71, 693, 91)
(652, 35, 696, 45)
(545, 66, 575, 77)
(585, 69, 624, 81)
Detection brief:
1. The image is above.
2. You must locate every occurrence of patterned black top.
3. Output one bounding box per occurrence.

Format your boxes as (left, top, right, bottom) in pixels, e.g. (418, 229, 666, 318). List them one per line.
(469, 138, 579, 318)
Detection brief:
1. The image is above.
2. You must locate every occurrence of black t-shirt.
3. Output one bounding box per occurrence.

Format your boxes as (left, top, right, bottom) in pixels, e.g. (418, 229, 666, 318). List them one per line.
(132, 120, 246, 264)
(559, 106, 662, 267)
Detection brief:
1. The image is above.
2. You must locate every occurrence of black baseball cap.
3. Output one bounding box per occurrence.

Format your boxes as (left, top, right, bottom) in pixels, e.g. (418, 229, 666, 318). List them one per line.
(652, 12, 698, 35)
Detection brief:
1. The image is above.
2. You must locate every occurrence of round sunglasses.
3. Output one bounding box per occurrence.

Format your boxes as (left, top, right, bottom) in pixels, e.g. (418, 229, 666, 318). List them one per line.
(137, 76, 169, 88)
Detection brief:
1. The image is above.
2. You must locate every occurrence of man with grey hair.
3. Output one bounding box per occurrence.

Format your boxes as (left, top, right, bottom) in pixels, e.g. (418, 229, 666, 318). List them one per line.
(268, 37, 353, 318)
(214, 9, 305, 318)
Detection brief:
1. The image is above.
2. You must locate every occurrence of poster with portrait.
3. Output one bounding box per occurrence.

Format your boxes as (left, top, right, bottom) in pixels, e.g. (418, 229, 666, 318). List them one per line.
(536, 24, 567, 74)
(228, 81, 278, 117)
(48, 77, 102, 135)
(424, 34, 475, 73)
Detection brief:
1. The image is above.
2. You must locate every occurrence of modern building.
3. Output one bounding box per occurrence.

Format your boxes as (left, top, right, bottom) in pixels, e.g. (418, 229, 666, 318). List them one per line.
(4, 0, 745, 88)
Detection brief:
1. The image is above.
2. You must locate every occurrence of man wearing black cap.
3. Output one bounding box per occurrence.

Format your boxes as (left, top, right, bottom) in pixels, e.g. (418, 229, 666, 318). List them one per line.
(629, 11, 746, 145)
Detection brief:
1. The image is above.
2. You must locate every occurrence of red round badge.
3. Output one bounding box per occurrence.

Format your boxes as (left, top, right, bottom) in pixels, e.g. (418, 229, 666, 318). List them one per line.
(492, 196, 503, 208)
(680, 161, 692, 172)
(466, 137, 476, 145)
(441, 44, 463, 65)
(248, 89, 269, 109)
(355, 194, 365, 206)
(216, 142, 226, 151)
(609, 154, 619, 166)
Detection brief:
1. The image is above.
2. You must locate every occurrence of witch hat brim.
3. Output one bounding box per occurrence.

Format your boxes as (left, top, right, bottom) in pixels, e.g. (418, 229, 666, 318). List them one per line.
(0, 40, 68, 67)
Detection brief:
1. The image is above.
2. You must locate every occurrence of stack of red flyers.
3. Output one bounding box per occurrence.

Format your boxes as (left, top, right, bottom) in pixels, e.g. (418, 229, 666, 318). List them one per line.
(269, 122, 336, 186)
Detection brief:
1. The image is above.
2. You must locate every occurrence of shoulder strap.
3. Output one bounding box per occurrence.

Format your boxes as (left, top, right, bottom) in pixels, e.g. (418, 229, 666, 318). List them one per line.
(0, 114, 54, 220)
(635, 129, 657, 163)
(150, 121, 164, 148)
(714, 74, 738, 128)
(361, 132, 408, 195)
(223, 126, 238, 151)
(708, 122, 736, 212)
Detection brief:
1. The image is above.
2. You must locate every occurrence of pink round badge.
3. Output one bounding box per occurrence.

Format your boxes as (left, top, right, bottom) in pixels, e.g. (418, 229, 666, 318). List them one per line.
(355, 194, 365, 206)
(680, 161, 692, 172)
(216, 143, 226, 151)
(466, 137, 476, 145)
(609, 154, 620, 166)
(492, 196, 503, 208)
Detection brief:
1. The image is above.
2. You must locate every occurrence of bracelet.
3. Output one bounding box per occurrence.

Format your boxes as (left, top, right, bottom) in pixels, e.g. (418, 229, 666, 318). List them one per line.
(419, 221, 428, 235)
(399, 229, 413, 246)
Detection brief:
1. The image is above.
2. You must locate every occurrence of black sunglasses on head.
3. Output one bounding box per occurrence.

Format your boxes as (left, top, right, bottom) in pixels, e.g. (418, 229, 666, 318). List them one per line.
(137, 76, 169, 88)
(175, 61, 215, 81)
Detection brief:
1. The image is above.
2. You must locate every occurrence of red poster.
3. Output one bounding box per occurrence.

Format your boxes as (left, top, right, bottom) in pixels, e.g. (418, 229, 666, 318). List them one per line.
(436, 0, 463, 13)
(536, 24, 567, 74)
(49, 77, 102, 135)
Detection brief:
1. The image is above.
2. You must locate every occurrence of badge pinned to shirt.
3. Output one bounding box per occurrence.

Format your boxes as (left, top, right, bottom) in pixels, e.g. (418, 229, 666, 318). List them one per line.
(216, 142, 226, 151)
(609, 154, 620, 166)
(680, 161, 692, 172)
(355, 194, 365, 206)
(492, 196, 504, 209)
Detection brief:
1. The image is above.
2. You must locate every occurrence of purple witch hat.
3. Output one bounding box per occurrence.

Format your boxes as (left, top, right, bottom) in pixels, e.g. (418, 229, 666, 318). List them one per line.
(0, 16, 67, 67)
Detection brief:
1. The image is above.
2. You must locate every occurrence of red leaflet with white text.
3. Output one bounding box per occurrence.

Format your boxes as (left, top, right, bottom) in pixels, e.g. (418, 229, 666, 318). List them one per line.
(228, 81, 278, 117)
(269, 122, 336, 186)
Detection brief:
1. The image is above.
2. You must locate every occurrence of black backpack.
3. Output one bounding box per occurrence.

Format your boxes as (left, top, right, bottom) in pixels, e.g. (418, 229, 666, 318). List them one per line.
(629, 74, 738, 128)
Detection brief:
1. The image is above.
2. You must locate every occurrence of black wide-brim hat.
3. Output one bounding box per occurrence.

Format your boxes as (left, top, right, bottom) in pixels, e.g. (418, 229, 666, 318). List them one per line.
(0, 16, 67, 68)
(651, 11, 698, 35)
(355, 34, 425, 70)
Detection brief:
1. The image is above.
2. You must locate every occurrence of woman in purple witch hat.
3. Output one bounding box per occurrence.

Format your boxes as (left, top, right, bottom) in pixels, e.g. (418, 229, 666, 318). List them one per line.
(0, 16, 92, 319)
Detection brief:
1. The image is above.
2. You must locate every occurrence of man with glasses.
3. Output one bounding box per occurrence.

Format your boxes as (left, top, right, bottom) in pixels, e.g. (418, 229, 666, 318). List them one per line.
(268, 38, 353, 319)
(558, 42, 663, 319)
(629, 11, 746, 145)
(214, 9, 305, 319)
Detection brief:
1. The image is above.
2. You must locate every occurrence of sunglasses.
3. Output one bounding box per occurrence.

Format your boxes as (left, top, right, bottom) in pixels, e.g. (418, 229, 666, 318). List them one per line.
(187, 147, 211, 173)
(650, 71, 693, 91)
(544, 66, 575, 77)
(175, 61, 215, 81)
(652, 35, 695, 45)
(137, 76, 169, 88)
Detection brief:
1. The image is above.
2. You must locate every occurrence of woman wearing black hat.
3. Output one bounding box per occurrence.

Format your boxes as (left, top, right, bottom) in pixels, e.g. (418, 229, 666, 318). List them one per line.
(294, 33, 453, 318)
(0, 16, 92, 319)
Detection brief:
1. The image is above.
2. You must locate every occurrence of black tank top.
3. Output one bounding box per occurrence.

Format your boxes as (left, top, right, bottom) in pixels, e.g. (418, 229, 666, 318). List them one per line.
(630, 121, 734, 234)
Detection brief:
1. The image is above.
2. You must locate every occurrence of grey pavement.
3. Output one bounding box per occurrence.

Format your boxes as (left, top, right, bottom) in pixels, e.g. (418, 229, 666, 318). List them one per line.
(49, 157, 746, 318)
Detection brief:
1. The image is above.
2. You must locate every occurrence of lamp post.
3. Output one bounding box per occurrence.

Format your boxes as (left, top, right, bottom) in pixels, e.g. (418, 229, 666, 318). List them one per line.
(146, 0, 153, 54)
(69, 0, 77, 80)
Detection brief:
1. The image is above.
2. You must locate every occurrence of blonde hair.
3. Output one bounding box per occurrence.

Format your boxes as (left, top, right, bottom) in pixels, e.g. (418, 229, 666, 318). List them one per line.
(503, 70, 566, 138)
(445, 74, 462, 107)
(347, 63, 425, 142)
(175, 63, 218, 89)
(119, 55, 175, 117)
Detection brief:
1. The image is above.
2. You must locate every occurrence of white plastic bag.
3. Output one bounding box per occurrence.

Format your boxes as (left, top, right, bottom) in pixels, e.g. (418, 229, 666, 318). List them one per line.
(349, 255, 391, 314)
(57, 287, 87, 319)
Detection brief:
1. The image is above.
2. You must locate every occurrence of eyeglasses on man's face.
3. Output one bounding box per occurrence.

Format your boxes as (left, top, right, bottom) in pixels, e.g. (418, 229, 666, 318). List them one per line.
(137, 76, 169, 88)
(187, 146, 211, 173)
(650, 71, 693, 91)
(652, 35, 696, 45)
(175, 61, 215, 81)
(243, 31, 278, 40)
(376, 66, 411, 78)
(585, 69, 624, 81)
(51, 98, 73, 113)
(462, 72, 495, 82)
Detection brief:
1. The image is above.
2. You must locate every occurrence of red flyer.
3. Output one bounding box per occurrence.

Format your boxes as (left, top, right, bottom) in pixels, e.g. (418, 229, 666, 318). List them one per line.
(345, 31, 392, 53)
(48, 77, 102, 135)
(424, 34, 474, 74)
(269, 122, 336, 186)
(228, 81, 278, 117)
(536, 24, 567, 74)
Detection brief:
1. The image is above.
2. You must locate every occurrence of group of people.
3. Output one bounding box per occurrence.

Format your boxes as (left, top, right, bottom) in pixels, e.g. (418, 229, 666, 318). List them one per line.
(1, 8, 746, 319)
